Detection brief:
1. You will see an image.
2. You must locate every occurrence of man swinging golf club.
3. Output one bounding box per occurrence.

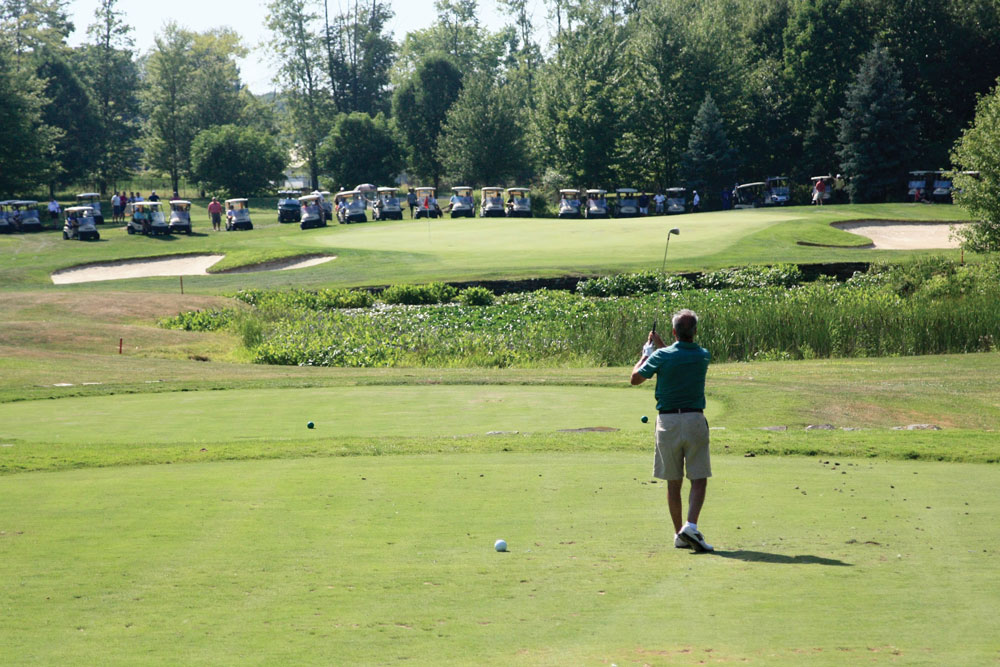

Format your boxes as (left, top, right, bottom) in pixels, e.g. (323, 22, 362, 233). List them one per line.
(631, 309, 714, 552)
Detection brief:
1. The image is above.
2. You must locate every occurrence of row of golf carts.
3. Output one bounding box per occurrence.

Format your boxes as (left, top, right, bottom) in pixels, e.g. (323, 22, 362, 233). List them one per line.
(556, 188, 690, 218)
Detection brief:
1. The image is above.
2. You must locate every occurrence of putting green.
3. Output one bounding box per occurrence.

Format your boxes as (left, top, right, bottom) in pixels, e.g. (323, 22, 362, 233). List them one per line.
(0, 385, 721, 444)
(1, 453, 997, 664)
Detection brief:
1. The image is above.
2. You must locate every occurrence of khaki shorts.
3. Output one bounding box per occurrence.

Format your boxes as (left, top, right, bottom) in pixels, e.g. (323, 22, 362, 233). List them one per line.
(653, 412, 711, 481)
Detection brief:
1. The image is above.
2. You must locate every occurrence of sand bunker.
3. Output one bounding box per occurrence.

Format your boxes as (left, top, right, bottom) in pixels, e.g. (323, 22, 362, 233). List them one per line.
(832, 221, 966, 250)
(51, 254, 335, 284)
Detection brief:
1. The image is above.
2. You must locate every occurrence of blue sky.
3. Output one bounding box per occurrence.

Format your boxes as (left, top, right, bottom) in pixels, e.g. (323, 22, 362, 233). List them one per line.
(66, 0, 551, 94)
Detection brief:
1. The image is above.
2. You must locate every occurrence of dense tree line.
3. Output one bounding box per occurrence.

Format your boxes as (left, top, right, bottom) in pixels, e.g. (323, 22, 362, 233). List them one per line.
(3, 0, 1000, 231)
(0, 0, 278, 197)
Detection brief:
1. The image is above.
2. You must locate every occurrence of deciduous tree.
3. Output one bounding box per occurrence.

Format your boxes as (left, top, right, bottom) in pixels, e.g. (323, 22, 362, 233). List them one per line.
(318, 112, 401, 187)
(951, 78, 1000, 253)
(190, 124, 286, 197)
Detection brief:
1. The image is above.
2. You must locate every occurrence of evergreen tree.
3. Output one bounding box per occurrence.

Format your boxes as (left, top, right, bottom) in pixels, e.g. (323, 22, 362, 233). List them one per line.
(680, 93, 738, 208)
(438, 75, 527, 185)
(950, 78, 1000, 253)
(836, 44, 913, 203)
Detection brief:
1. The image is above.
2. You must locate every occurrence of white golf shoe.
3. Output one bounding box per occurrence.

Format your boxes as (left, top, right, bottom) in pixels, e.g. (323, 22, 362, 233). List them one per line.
(674, 534, 692, 549)
(678, 525, 714, 552)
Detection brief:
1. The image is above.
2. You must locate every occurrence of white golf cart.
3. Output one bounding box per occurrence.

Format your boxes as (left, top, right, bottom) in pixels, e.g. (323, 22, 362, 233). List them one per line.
(372, 187, 403, 221)
(298, 193, 327, 229)
(557, 189, 582, 218)
(584, 189, 609, 219)
(448, 186, 475, 218)
(665, 187, 687, 214)
(480, 187, 505, 218)
(76, 193, 104, 224)
(126, 201, 169, 235)
(0, 201, 12, 233)
(930, 171, 953, 203)
(764, 176, 790, 206)
(225, 198, 253, 231)
(734, 182, 766, 209)
(335, 190, 368, 223)
(277, 190, 302, 223)
(413, 187, 441, 219)
(11, 200, 43, 232)
(505, 187, 532, 218)
(614, 188, 639, 217)
(318, 191, 334, 222)
(168, 200, 193, 234)
(63, 206, 100, 241)
(809, 176, 832, 205)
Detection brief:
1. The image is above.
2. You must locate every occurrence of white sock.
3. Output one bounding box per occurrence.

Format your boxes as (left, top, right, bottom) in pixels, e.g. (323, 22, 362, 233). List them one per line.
(684, 522, 697, 532)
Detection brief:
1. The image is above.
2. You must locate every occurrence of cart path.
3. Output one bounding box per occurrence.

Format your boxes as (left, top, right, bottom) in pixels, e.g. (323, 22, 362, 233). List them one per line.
(51, 254, 335, 284)
(832, 220, 965, 250)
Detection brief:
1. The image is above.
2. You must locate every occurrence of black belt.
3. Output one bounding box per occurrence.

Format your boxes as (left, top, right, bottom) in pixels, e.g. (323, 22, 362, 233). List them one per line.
(659, 408, 703, 414)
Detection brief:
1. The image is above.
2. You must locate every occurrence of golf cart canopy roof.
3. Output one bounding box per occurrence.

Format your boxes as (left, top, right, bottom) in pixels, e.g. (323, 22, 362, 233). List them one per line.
(452, 186, 472, 193)
(76, 192, 100, 198)
(559, 189, 580, 195)
(66, 206, 95, 214)
(482, 187, 503, 194)
(506, 188, 529, 195)
(737, 182, 766, 189)
(278, 190, 299, 195)
(908, 170, 938, 176)
(665, 187, 686, 193)
(809, 176, 832, 182)
(13, 200, 38, 206)
(225, 198, 247, 204)
(616, 188, 638, 194)
(133, 201, 161, 208)
(318, 190, 331, 196)
(169, 199, 191, 205)
(414, 187, 436, 194)
(586, 189, 606, 195)
(335, 190, 361, 198)
(377, 187, 398, 194)
(766, 176, 788, 182)
(299, 194, 321, 203)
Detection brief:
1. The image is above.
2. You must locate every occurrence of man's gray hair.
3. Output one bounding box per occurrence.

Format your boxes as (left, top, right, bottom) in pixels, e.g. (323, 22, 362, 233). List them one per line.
(672, 309, 698, 341)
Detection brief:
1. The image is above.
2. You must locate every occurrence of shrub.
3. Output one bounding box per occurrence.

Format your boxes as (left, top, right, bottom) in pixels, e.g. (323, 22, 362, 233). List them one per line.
(699, 263, 804, 289)
(576, 271, 692, 297)
(381, 282, 458, 305)
(458, 286, 495, 306)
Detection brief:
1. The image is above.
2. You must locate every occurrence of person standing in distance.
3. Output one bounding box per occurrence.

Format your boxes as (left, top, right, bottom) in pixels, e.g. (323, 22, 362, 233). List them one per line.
(630, 309, 714, 552)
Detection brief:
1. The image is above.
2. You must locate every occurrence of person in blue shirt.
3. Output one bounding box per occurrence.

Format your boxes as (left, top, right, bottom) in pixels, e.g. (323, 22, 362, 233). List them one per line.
(631, 309, 714, 552)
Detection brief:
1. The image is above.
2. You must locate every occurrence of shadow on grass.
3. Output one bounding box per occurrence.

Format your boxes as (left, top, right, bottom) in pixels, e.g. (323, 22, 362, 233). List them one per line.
(704, 550, 852, 566)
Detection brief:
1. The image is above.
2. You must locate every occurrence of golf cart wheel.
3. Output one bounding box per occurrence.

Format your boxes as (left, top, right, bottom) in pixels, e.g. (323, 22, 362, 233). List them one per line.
(126, 225, 134, 235)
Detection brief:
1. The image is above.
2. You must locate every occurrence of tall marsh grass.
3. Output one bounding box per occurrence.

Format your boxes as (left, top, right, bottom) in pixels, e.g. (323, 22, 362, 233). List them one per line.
(162, 259, 1000, 368)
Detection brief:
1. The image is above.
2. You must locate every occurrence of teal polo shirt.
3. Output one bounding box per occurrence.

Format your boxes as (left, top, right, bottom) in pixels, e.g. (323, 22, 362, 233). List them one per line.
(637, 341, 710, 411)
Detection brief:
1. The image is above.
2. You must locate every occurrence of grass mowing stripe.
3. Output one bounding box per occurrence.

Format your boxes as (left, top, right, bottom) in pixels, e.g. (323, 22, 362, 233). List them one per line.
(1, 453, 997, 664)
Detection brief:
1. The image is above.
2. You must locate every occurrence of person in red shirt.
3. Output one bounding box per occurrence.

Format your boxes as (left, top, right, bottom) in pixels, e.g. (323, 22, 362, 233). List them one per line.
(207, 197, 223, 231)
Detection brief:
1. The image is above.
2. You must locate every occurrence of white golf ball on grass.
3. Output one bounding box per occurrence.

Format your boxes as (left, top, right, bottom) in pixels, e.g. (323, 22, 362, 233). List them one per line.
(494, 539, 507, 552)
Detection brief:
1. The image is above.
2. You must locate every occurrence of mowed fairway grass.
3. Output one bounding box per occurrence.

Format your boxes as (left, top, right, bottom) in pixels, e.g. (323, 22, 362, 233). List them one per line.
(2, 454, 998, 664)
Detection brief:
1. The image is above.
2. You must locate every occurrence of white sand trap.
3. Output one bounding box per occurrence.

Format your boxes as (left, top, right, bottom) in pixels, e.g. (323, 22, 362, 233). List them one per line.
(832, 221, 966, 250)
(52, 254, 335, 284)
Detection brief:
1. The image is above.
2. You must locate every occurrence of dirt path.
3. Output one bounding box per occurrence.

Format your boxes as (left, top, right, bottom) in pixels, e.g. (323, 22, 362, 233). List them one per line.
(832, 221, 965, 250)
(51, 254, 335, 284)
